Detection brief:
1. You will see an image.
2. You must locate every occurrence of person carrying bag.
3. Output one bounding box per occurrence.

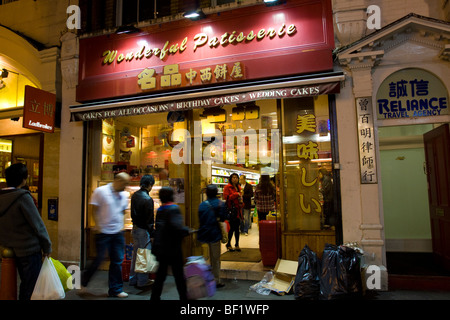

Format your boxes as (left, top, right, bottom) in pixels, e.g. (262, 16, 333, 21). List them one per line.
(223, 173, 243, 252)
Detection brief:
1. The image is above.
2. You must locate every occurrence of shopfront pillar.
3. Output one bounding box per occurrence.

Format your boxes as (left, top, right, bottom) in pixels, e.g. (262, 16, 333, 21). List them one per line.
(58, 31, 84, 265)
(337, 52, 388, 290)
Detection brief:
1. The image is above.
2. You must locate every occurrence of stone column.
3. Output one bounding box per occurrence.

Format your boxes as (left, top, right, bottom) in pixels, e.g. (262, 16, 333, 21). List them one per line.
(58, 31, 84, 265)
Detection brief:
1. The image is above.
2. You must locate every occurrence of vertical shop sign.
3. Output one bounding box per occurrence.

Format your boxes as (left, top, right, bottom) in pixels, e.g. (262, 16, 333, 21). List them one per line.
(23, 86, 56, 133)
(356, 97, 377, 184)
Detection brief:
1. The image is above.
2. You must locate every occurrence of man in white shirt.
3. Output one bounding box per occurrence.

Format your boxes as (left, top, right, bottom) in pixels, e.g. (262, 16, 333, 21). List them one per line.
(81, 172, 130, 298)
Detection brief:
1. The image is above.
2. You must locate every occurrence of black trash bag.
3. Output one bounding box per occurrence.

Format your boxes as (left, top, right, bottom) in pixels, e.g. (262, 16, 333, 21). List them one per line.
(320, 243, 363, 300)
(294, 245, 321, 300)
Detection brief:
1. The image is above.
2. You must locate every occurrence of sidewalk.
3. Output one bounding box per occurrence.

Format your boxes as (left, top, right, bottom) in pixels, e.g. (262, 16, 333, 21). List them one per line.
(62, 269, 450, 301)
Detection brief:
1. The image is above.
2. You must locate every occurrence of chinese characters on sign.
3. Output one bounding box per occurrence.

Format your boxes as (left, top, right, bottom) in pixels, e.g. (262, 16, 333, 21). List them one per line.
(22, 86, 56, 133)
(376, 68, 448, 119)
(138, 62, 244, 91)
(295, 113, 321, 214)
(357, 97, 377, 184)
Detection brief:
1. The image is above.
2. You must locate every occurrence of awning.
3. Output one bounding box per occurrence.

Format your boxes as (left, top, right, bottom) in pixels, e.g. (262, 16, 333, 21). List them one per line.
(70, 71, 345, 122)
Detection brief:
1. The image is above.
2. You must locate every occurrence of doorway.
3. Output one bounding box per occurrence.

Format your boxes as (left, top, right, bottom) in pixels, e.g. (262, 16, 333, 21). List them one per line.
(380, 123, 450, 276)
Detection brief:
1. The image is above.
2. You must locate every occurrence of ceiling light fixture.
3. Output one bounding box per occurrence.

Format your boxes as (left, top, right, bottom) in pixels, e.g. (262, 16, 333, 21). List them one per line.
(263, 0, 286, 6)
(115, 25, 141, 35)
(183, 9, 206, 21)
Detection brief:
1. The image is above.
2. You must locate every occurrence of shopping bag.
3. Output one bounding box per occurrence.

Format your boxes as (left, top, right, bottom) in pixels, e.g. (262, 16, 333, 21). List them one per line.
(50, 258, 73, 291)
(135, 248, 159, 273)
(31, 257, 65, 300)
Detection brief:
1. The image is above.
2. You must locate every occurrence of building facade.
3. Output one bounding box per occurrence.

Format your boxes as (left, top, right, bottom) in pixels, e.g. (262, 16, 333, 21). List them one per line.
(1, 0, 449, 290)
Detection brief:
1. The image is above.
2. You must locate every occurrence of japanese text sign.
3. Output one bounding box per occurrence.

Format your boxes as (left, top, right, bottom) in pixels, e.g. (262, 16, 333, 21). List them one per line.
(23, 86, 56, 133)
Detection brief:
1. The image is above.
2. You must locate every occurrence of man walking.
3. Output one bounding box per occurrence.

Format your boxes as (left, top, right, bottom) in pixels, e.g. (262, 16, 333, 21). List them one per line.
(81, 172, 130, 298)
(129, 174, 155, 288)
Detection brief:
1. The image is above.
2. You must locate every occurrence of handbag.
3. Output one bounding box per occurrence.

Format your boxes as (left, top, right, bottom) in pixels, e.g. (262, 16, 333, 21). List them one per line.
(206, 200, 228, 244)
(135, 241, 159, 273)
(31, 257, 65, 300)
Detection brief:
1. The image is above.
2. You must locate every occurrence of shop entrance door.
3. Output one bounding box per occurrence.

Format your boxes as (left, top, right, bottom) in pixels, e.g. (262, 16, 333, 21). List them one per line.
(424, 124, 450, 271)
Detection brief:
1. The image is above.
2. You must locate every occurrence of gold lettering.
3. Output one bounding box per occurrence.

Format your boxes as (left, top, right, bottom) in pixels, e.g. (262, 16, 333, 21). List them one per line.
(278, 23, 286, 37)
(228, 31, 236, 44)
(220, 32, 229, 45)
(257, 29, 266, 40)
(102, 50, 117, 64)
(145, 48, 153, 58)
(193, 33, 208, 51)
(180, 37, 188, 52)
(209, 37, 219, 47)
(153, 48, 161, 57)
(160, 41, 170, 60)
(267, 28, 276, 38)
(246, 30, 256, 41)
(287, 24, 296, 35)
(169, 43, 179, 54)
(125, 52, 134, 61)
(117, 53, 125, 63)
(135, 46, 145, 60)
(236, 32, 245, 42)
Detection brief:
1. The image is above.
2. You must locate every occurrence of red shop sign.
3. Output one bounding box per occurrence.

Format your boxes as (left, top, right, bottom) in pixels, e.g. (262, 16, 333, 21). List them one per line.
(77, 0, 335, 102)
(23, 85, 56, 133)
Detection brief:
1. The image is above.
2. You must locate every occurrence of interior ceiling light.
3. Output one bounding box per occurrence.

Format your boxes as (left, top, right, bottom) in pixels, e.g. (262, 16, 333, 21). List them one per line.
(115, 25, 141, 35)
(183, 9, 206, 21)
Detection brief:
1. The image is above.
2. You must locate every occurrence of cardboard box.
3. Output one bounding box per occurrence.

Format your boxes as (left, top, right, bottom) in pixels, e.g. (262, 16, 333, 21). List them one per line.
(263, 259, 298, 295)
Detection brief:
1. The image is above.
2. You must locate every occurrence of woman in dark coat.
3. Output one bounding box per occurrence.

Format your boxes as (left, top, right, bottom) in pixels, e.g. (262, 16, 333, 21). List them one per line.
(222, 173, 242, 252)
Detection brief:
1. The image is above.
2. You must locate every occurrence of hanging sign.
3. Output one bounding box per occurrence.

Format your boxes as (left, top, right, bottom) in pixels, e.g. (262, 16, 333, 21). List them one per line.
(22, 86, 56, 133)
(376, 68, 448, 120)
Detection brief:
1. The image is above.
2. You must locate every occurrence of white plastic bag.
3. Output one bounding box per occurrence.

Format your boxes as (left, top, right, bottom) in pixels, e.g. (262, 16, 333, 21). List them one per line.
(31, 257, 65, 300)
(135, 248, 159, 273)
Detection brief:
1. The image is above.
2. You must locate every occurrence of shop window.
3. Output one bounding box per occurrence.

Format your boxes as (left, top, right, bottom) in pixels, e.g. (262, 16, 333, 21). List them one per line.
(85, 113, 187, 258)
(282, 96, 335, 232)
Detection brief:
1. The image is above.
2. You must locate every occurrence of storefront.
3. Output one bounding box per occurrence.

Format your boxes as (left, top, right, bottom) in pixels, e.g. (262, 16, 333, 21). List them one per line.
(70, 0, 345, 264)
(0, 25, 61, 249)
(336, 13, 450, 286)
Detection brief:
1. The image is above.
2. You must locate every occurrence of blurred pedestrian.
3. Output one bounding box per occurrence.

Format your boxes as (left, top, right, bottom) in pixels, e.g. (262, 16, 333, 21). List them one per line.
(198, 184, 227, 288)
(81, 172, 130, 298)
(239, 175, 253, 235)
(151, 187, 190, 301)
(0, 163, 52, 300)
(129, 174, 155, 288)
(223, 173, 242, 252)
(254, 175, 275, 221)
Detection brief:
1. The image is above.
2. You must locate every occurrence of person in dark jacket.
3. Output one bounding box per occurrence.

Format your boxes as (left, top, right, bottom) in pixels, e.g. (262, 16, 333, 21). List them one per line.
(198, 184, 227, 288)
(129, 174, 155, 288)
(239, 174, 253, 235)
(151, 187, 190, 301)
(223, 173, 242, 252)
(0, 163, 52, 300)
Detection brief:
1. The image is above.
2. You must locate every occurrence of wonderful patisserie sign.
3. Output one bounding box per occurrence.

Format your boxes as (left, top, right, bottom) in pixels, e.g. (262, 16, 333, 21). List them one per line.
(76, 0, 335, 102)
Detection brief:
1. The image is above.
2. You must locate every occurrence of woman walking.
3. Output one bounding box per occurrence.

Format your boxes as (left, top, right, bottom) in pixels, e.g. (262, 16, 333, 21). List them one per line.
(223, 173, 242, 252)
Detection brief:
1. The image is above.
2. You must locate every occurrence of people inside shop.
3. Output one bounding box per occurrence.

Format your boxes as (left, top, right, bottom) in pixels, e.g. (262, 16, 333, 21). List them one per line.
(129, 174, 155, 288)
(0, 163, 52, 300)
(254, 174, 276, 221)
(151, 186, 191, 301)
(319, 168, 334, 229)
(239, 174, 254, 235)
(197, 184, 227, 288)
(81, 172, 130, 298)
(223, 172, 242, 252)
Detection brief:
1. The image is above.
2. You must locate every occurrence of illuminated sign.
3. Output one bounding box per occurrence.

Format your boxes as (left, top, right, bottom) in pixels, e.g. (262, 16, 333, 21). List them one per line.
(22, 86, 56, 133)
(376, 68, 448, 120)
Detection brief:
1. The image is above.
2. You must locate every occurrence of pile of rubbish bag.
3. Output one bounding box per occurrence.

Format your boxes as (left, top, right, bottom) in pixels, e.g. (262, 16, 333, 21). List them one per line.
(250, 243, 364, 300)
